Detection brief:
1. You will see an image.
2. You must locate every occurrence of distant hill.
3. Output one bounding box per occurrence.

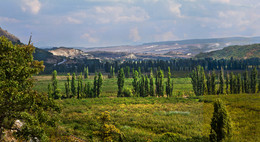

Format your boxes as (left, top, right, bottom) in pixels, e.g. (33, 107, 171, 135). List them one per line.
(195, 44, 260, 59)
(82, 36, 260, 57)
(0, 27, 62, 64)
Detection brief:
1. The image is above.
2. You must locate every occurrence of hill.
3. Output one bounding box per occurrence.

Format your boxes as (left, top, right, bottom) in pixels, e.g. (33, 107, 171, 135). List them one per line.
(0, 27, 21, 44)
(195, 44, 260, 59)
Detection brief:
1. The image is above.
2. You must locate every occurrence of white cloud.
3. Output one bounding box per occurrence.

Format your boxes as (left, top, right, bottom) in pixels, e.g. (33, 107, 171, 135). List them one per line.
(154, 32, 178, 41)
(81, 33, 99, 43)
(0, 17, 19, 23)
(168, 1, 182, 17)
(66, 17, 82, 24)
(21, 0, 41, 14)
(129, 27, 141, 42)
(210, 0, 230, 4)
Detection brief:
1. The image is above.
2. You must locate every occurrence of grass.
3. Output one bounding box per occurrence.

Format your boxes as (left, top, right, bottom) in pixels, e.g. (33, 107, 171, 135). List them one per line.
(33, 75, 260, 141)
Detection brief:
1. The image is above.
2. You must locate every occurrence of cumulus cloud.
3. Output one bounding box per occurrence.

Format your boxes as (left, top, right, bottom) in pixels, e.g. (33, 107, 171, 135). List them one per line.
(81, 33, 99, 43)
(0, 17, 19, 23)
(154, 32, 178, 41)
(168, 0, 182, 17)
(210, 0, 230, 4)
(21, 0, 41, 14)
(66, 17, 82, 24)
(129, 27, 141, 42)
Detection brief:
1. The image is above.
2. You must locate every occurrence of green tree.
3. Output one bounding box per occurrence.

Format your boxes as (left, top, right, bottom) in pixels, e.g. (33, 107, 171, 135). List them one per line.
(117, 68, 125, 97)
(97, 72, 103, 97)
(77, 73, 83, 99)
(211, 71, 216, 95)
(94, 111, 122, 141)
(156, 69, 164, 97)
(93, 73, 98, 97)
(84, 67, 89, 79)
(237, 74, 242, 94)
(209, 99, 232, 142)
(125, 66, 130, 78)
(149, 70, 155, 96)
(71, 73, 76, 98)
(65, 73, 71, 98)
(218, 67, 224, 94)
(132, 70, 139, 96)
(250, 67, 258, 93)
(145, 75, 149, 97)
(51, 70, 61, 99)
(225, 73, 229, 94)
(191, 66, 206, 96)
(243, 70, 250, 93)
(166, 67, 173, 97)
(0, 36, 60, 141)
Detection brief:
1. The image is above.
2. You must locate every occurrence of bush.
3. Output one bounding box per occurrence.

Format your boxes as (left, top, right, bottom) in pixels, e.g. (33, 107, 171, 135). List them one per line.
(123, 88, 133, 97)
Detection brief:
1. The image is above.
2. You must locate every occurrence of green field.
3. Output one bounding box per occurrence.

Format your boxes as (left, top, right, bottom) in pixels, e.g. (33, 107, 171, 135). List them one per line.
(33, 75, 260, 141)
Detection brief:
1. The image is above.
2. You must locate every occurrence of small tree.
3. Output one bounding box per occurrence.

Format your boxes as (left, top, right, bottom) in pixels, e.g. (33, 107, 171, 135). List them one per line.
(97, 72, 103, 97)
(117, 68, 125, 97)
(250, 67, 258, 93)
(93, 73, 98, 97)
(156, 69, 164, 97)
(77, 73, 83, 99)
(149, 70, 155, 96)
(71, 73, 76, 98)
(211, 71, 216, 95)
(243, 70, 249, 93)
(166, 67, 173, 97)
(190, 66, 206, 96)
(94, 111, 122, 141)
(84, 67, 89, 79)
(65, 73, 71, 98)
(132, 70, 139, 96)
(210, 99, 232, 142)
(218, 67, 224, 94)
(51, 70, 61, 99)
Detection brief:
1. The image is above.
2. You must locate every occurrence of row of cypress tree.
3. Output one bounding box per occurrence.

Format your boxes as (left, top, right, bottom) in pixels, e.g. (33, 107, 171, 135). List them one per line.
(117, 67, 174, 97)
(48, 70, 103, 99)
(191, 66, 259, 96)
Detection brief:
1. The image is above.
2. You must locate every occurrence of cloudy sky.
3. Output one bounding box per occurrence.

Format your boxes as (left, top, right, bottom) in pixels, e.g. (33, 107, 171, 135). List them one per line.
(0, 0, 260, 47)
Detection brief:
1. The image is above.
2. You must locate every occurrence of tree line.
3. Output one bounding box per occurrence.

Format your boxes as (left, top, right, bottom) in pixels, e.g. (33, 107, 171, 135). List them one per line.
(48, 67, 104, 99)
(43, 57, 260, 74)
(191, 66, 259, 96)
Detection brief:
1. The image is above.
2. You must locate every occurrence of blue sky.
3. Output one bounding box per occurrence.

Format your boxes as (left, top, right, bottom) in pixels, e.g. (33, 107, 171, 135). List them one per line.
(0, 0, 260, 47)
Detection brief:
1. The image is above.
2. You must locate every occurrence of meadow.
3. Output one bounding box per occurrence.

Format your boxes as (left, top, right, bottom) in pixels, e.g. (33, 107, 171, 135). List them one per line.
(33, 74, 260, 141)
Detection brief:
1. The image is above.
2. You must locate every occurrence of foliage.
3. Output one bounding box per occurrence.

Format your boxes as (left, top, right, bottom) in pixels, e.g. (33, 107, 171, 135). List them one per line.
(71, 73, 76, 97)
(190, 66, 206, 96)
(117, 68, 125, 97)
(0, 36, 60, 141)
(209, 99, 232, 142)
(156, 69, 164, 97)
(94, 111, 122, 142)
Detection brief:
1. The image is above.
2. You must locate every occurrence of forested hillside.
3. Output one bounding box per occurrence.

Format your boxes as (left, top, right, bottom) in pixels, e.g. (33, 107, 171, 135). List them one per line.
(195, 44, 260, 59)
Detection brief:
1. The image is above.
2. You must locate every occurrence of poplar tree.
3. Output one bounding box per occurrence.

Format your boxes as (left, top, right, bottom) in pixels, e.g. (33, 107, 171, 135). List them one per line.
(51, 70, 61, 99)
(211, 71, 216, 95)
(93, 73, 98, 97)
(149, 70, 155, 96)
(156, 69, 164, 97)
(166, 67, 173, 97)
(139, 75, 146, 97)
(117, 68, 125, 97)
(77, 73, 83, 99)
(250, 67, 258, 93)
(210, 99, 232, 142)
(97, 72, 103, 97)
(145, 75, 149, 97)
(218, 67, 224, 94)
(237, 74, 242, 94)
(65, 73, 71, 98)
(132, 70, 139, 95)
(84, 67, 89, 79)
(225, 73, 229, 94)
(125, 66, 130, 78)
(229, 72, 234, 94)
(243, 70, 249, 93)
(71, 73, 76, 98)
(191, 66, 206, 96)
(207, 73, 212, 95)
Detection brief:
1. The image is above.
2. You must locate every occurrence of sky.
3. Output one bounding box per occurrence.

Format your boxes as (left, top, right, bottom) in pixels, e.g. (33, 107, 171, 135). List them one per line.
(0, 0, 260, 48)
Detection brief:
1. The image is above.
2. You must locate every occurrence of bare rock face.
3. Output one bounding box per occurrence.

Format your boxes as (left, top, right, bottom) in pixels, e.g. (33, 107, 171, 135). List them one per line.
(48, 47, 87, 58)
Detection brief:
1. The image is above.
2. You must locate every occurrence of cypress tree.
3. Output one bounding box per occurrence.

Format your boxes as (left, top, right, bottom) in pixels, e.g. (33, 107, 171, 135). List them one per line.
(209, 99, 232, 142)
(237, 74, 242, 94)
(243, 70, 249, 93)
(117, 68, 125, 97)
(211, 71, 216, 95)
(229, 72, 234, 94)
(77, 73, 83, 99)
(97, 72, 103, 97)
(86, 82, 91, 98)
(206, 73, 212, 95)
(219, 67, 224, 94)
(65, 73, 71, 98)
(225, 73, 229, 94)
(250, 67, 258, 93)
(156, 69, 164, 97)
(132, 70, 139, 96)
(84, 67, 89, 79)
(150, 70, 155, 96)
(71, 73, 76, 98)
(145, 75, 149, 97)
(93, 73, 98, 97)
(166, 67, 172, 97)
(51, 70, 61, 99)
(139, 75, 145, 97)
(191, 66, 206, 96)
(125, 66, 130, 78)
